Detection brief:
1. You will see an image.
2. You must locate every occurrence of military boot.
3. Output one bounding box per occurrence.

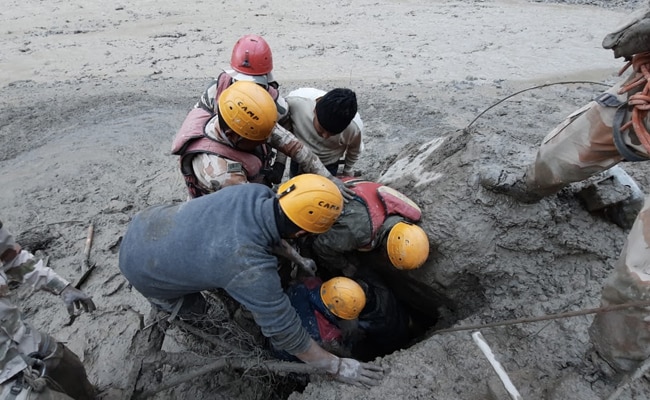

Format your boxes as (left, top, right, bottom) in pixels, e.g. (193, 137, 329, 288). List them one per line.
(479, 167, 545, 204)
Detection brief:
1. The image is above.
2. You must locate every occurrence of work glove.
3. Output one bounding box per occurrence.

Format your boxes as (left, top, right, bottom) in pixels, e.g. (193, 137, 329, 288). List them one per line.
(330, 176, 355, 202)
(334, 358, 385, 388)
(602, 6, 650, 58)
(60, 285, 96, 316)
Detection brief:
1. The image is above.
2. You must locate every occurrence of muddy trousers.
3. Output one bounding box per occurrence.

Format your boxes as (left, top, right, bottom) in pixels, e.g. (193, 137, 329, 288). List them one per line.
(523, 71, 649, 197)
(588, 198, 650, 372)
(523, 71, 650, 372)
(1, 342, 95, 400)
(43, 343, 95, 400)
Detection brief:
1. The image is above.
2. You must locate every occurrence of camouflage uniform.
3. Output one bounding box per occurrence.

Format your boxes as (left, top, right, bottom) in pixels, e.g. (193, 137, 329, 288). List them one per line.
(523, 73, 648, 197)
(521, 58, 650, 372)
(0, 222, 94, 399)
(190, 115, 333, 194)
(173, 76, 335, 197)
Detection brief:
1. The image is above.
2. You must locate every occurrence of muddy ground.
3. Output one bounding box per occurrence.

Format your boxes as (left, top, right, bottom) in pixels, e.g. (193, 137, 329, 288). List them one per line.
(1, 0, 649, 399)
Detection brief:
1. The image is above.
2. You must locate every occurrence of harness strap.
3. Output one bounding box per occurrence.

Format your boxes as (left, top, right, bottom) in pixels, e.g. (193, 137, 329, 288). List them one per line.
(7, 374, 24, 400)
(612, 106, 649, 162)
(594, 92, 624, 108)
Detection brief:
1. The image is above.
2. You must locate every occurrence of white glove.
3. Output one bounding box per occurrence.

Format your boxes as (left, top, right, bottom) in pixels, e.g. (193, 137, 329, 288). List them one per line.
(334, 358, 385, 387)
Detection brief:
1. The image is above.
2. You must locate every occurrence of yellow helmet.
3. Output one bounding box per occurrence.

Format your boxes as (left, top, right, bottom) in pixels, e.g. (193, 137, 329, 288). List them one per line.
(386, 221, 429, 270)
(218, 80, 277, 141)
(320, 277, 366, 320)
(277, 174, 343, 234)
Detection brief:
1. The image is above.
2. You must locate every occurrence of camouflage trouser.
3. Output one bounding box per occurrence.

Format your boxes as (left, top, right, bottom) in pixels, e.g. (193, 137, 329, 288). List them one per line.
(524, 70, 650, 372)
(42, 342, 95, 400)
(589, 197, 650, 372)
(524, 71, 649, 196)
(0, 341, 94, 400)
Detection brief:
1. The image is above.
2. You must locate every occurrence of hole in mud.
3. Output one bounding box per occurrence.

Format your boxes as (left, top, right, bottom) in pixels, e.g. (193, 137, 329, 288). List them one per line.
(276, 252, 444, 364)
(265, 253, 446, 396)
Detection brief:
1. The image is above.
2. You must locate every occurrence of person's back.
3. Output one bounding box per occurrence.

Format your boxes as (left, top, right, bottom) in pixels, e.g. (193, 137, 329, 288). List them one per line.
(309, 178, 429, 275)
(119, 184, 282, 304)
(118, 176, 386, 387)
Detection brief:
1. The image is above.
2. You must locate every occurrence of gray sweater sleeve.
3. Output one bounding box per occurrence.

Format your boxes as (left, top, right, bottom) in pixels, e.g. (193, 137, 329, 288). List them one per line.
(225, 260, 312, 355)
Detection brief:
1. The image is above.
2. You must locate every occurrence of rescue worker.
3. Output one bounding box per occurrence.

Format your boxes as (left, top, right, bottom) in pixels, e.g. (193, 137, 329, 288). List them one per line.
(285, 88, 363, 177)
(172, 80, 354, 200)
(280, 272, 413, 362)
(195, 34, 288, 122)
(273, 276, 366, 361)
(117, 175, 384, 387)
(0, 220, 96, 400)
(307, 177, 430, 277)
(480, 5, 650, 374)
(186, 34, 291, 186)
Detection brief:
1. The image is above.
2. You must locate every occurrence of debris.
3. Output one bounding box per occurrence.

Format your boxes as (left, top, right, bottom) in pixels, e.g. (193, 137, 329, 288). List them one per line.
(472, 331, 522, 400)
(574, 166, 644, 229)
(134, 357, 320, 399)
(81, 223, 94, 273)
(64, 223, 97, 326)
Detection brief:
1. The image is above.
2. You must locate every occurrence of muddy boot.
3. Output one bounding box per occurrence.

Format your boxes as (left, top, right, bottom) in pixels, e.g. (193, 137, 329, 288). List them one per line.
(584, 346, 619, 382)
(479, 168, 544, 204)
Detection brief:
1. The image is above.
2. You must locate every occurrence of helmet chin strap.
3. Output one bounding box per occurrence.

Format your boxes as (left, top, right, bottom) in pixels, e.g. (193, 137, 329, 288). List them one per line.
(274, 200, 302, 237)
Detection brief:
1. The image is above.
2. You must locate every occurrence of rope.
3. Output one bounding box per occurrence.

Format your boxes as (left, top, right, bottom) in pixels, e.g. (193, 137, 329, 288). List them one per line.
(464, 80, 611, 132)
(617, 52, 650, 154)
(429, 299, 650, 336)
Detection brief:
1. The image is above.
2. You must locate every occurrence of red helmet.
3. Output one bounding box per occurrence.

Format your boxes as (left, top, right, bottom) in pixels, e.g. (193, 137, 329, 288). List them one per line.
(231, 34, 273, 76)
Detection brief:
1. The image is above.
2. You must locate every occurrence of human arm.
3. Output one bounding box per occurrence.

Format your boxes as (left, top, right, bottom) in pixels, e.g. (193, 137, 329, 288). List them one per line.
(341, 123, 364, 176)
(269, 125, 355, 200)
(271, 239, 317, 276)
(226, 255, 382, 386)
(1, 224, 95, 315)
(295, 338, 384, 387)
(195, 78, 220, 113)
(4, 251, 95, 315)
(192, 153, 249, 192)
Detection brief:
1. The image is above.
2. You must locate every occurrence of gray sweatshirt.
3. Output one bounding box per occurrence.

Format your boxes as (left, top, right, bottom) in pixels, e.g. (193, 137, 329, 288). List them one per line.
(118, 184, 311, 354)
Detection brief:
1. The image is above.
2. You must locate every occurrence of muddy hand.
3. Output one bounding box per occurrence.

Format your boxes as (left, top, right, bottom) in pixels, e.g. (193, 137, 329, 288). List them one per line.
(60, 285, 96, 316)
(335, 358, 385, 388)
(298, 257, 317, 276)
(330, 176, 355, 201)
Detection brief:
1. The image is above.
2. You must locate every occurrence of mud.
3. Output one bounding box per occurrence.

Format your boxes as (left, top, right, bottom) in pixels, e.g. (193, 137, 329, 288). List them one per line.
(1, 0, 649, 399)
